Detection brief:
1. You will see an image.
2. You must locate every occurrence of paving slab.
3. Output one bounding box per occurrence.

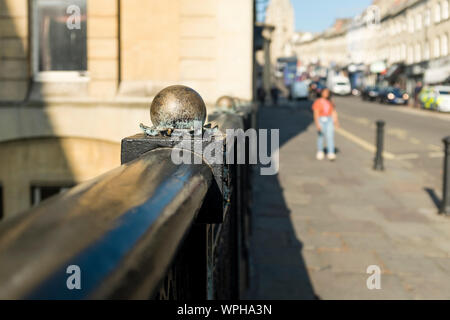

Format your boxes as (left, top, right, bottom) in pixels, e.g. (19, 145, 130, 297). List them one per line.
(308, 271, 412, 300)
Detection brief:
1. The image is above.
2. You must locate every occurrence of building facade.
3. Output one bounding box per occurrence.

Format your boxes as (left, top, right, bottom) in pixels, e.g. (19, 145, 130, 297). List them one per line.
(293, 0, 450, 92)
(0, 0, 254, 219)
(294, 19, 351, 67)
(265, 0, 295, 63)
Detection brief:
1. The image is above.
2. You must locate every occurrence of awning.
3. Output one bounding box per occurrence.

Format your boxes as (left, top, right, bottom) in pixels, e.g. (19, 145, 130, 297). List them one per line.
(384, 63, 404, 80)
(370, 61, 387, 74)
(424, 65, 450, 84)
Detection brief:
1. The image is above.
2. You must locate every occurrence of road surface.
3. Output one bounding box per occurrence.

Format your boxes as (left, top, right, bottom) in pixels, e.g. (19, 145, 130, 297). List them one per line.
(334, 96, 450, 190)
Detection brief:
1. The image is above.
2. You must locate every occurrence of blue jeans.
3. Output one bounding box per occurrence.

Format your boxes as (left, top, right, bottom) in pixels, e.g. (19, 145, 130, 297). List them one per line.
(317, 116, 335, 154)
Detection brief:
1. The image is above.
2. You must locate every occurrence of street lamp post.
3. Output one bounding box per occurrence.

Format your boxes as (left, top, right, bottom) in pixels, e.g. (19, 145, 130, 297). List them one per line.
(441, 136, 450, 215)
(373, 120, 385, 171)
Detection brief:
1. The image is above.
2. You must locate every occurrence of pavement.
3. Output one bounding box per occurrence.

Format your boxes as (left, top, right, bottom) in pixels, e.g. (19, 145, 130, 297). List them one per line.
(246, 97, 450, 300)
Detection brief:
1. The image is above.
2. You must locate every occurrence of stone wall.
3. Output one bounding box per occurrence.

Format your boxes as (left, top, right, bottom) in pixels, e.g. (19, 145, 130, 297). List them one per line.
(0, 0, 29, 101)
(0, 0, 254, 219)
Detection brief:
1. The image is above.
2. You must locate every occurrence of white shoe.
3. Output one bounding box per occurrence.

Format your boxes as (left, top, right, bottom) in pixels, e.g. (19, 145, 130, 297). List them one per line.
(327, 153, 336, 161)
(316, 151, 325, 160)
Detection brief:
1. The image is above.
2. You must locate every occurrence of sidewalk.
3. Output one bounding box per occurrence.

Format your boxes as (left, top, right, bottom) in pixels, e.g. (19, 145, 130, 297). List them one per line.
(246, 102, 450, 300)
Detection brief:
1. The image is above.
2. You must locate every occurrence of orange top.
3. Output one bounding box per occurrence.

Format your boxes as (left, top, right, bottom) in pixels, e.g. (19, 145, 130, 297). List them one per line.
(312, 98, 334, 117)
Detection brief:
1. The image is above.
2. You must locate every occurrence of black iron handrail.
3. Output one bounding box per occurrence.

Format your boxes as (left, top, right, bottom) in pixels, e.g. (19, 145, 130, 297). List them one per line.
(0, 87, 256, 300)
(0, 148, 213, 299)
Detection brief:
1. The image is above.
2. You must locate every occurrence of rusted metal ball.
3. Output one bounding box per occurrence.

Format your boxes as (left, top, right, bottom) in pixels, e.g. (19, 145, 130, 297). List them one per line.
(150, 85, 207, 128)
(216, 96, 236, 109)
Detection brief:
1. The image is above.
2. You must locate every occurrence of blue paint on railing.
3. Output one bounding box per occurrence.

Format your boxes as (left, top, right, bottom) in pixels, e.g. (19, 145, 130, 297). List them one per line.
(26, 165, 194, 299)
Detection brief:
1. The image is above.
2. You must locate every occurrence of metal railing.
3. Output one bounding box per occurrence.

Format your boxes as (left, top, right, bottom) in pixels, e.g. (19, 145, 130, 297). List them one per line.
(0, 87, 257, 299)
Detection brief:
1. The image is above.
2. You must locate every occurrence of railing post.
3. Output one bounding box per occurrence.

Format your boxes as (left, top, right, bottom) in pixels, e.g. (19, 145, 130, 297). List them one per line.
(374, 120, 385, 171)
(121, 85, 222, 300)
(121, 85, 252, 300)
(441, 136, 450, 215)
(122, 86, 227, 224)
(216, 96, 236, 111)
(209, 96, 255, 299)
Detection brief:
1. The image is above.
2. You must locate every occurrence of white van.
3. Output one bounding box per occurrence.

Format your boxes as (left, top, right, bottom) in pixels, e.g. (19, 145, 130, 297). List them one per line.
(291, 80, 309, 100)
(328, 76, 351, 96)
(435, 86, 450, 112)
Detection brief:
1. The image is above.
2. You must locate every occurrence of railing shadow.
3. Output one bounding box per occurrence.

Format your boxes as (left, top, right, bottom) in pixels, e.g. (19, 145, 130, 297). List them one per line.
(247, 100, 318, 299)
(424, 187, 442, 211)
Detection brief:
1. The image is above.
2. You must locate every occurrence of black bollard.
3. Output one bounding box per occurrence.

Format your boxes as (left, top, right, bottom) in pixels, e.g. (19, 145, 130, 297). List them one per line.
(440, 136, 450, 215)
(374, 120, 385, 171)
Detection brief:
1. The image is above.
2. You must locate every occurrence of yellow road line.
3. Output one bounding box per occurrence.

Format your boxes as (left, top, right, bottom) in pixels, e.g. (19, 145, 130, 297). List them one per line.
(395, 153, 420, 160)
(429, 152, 445, 158)
(428, 144, 442, 151)
(335, 127, 396, 160)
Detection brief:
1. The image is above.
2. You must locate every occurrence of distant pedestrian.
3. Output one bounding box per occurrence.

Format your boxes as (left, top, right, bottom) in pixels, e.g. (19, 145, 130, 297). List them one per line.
(257, 86, 266, 105)
(312, 88, 340, 161)
(270, 85, 279, 105)
(414, 81, 423, 109)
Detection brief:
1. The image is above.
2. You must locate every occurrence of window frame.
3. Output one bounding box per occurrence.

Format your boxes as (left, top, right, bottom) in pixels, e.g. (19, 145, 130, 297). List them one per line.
(407, 45, 414, 64)
(30, 0, 89, 83)
(435, 37, 441, 58)
(415, 43, 422, 62)
(408, 15, 415, 32)
(443, 0, 449, 20)
(30, 184, 74, 206)
(435, 2, 442, 23)
(425, 8, 431, 26)
(441, 34, 449, 56)
(424, 41, 430, 60)
(415, 13, 422, 30)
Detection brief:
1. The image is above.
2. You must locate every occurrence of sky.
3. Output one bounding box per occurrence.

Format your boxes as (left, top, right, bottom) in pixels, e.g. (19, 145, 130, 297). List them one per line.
(289, 0, 373, 32)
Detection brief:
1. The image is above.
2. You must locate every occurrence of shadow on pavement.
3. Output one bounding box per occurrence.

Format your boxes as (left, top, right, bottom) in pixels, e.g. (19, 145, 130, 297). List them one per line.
(247, 100, 318, 299)
(424, 187, 442, 211)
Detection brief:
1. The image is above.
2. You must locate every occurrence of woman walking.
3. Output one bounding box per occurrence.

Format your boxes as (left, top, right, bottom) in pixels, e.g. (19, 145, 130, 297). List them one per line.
(312, 88, 340, 161)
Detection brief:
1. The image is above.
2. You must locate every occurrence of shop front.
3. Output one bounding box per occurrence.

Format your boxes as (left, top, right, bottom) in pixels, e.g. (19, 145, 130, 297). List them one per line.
(405, 61, 428, 95)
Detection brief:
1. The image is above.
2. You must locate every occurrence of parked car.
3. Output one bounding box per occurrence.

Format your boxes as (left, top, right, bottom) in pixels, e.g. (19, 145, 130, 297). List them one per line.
(327, 76, 351, 96)
(378, 87, 409, 105)
(291, 80, 309, 100)
(361, 86, 381, 101)
(419, 85, 450, 112)
(419, 86, 435, 110)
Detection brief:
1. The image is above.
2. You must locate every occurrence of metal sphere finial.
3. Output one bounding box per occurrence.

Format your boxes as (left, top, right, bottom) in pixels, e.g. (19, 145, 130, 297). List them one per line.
(150, 85, 207, 129)
(216, 96, 236, 109)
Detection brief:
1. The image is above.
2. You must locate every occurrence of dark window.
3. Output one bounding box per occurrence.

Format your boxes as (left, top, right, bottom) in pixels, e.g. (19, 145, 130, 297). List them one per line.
(31, 185, 73, 206)
(33, 0, 87, 72)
